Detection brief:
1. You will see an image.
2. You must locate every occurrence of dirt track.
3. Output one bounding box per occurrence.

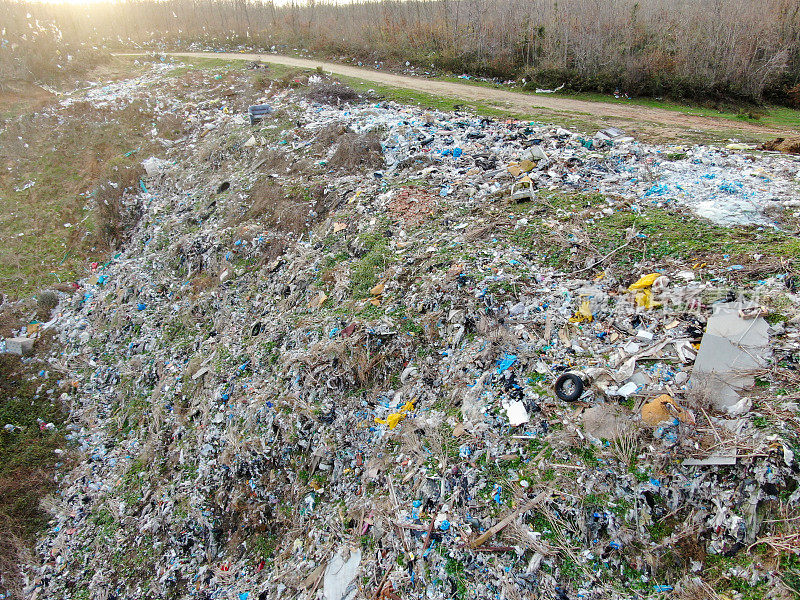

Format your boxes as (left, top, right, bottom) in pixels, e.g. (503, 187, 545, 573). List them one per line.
(140, 51, 795, 139)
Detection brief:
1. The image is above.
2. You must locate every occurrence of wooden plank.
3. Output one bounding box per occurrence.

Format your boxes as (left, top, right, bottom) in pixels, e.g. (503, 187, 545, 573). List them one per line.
(468, 490, 549, 549)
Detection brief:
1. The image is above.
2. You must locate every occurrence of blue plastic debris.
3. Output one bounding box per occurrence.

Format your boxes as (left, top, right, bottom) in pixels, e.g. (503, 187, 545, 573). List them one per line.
(411, 499, 422, 519)
(496, 354, 517, 373)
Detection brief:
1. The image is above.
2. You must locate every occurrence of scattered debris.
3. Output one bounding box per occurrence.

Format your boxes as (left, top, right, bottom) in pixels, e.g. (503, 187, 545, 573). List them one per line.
(5, 60, 800, 600)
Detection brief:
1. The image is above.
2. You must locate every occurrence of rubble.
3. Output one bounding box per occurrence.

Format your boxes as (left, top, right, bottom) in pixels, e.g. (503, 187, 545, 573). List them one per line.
(4, 336, 34, 356)
(5, 60, 800, 600)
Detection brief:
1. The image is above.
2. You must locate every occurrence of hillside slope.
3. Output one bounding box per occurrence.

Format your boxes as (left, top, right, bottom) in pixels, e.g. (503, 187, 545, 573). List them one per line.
(6, 60, 800, 600)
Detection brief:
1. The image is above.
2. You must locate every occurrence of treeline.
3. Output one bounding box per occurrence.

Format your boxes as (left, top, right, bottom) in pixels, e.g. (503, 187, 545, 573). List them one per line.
(2, 0, 800, 104)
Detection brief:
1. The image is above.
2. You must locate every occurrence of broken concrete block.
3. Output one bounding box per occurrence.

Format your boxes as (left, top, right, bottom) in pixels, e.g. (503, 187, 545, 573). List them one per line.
(5, 337, 34, 357)
(691, 303, 770, 411)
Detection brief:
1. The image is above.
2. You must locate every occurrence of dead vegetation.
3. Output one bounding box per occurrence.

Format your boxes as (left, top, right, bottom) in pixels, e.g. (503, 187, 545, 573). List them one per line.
(305, 81, 360, 105)
(242, 179, 338, 236)
(155, 112, 191, 141)
(255, 148, 315, 178)
(94, 163, 145, 249)
(328, 129, 384, 172)
(35, 290, 58, 321)
(760, 137, 800, 155)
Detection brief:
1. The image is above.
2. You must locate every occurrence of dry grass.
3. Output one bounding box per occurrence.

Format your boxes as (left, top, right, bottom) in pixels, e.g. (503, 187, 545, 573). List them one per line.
(255, 148, 315, 178)
(155, 112, 191, 140)
(35, 290, 58, 321)
(243, 180, 315, 234)
(674, 578, 721, 600)
(609, 420, 645, 469)
(328, 130, 385, 172)
(314, 122, 350, 147)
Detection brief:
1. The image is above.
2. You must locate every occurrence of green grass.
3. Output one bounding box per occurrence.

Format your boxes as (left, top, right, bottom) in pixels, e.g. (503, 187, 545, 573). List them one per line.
(558, 92, 800, 131)
(586, 208, 800, 265)
(0, 84, 155, 299)
(350, 230, 392, 299)
(508, 191, 800, 274)
(0, 347, 68, 593)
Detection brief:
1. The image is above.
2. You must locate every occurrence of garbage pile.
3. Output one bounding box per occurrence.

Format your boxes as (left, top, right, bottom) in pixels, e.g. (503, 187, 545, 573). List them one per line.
(9, 62, 800, 600)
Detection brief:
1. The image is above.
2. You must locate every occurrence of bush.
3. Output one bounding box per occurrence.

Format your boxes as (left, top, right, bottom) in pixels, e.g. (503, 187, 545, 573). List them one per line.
(305, 81, 360, 105)
(94, 163, 145, 249)
(328, 130, 384, 173)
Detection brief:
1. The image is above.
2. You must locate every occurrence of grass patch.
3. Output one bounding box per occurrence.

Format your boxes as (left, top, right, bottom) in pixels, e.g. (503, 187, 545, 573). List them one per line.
(350, 230, 392, 299)
(586, 208, 800, 267)
(0, 343, 68, 597)
(509, 193, 800, 275)
(0, 90, 156, 298)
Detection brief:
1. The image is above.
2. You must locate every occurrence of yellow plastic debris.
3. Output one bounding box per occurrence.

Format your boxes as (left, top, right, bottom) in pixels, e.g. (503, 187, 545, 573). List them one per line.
(628, 273, 661, 291)
(634, 289, 662, 309)
(374, 400, 415, 429)
(370, 282, 385, 296)
(569, 300, 593, 323)
(376, 412, 405, 429)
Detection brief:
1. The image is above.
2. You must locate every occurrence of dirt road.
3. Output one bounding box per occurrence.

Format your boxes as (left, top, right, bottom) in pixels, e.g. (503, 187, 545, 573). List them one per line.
(143, 51, 793, 139)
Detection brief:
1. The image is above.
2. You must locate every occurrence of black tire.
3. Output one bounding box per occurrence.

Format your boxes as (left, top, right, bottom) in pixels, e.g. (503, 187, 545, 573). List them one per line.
(555, 373, 584, 402)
